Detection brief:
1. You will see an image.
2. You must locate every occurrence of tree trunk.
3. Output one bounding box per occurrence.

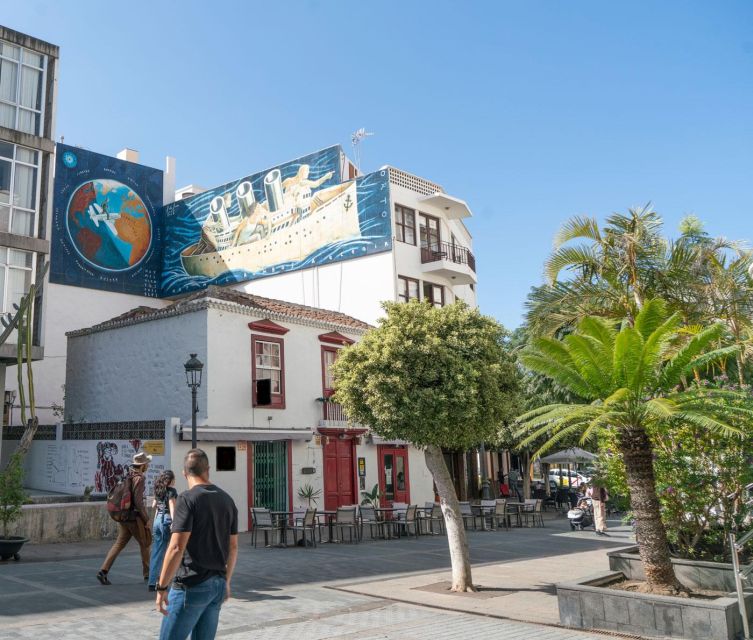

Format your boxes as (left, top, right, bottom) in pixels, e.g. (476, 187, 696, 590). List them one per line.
(14, 417, 39, 460)
(618, 425, 683, 594)
(424, 444, 475, 592)
(521, 449, 531, 499)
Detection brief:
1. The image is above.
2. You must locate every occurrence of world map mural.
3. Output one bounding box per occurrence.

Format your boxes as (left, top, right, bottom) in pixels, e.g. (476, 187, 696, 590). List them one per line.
(51, 144, 163, 297)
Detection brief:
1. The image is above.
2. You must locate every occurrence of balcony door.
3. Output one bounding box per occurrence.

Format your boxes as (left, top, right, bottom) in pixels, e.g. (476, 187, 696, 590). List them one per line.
(378, 445, 410, 506)
(419, 213, 441, 252)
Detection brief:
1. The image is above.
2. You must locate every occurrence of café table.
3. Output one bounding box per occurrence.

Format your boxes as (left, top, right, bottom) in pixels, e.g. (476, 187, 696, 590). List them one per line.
(471, 503, 497, 531)
(504, 501, 525, 528)
(315, 510, 338, 543)
(269, 511, 296, 547)
(373, 507, 402, 538)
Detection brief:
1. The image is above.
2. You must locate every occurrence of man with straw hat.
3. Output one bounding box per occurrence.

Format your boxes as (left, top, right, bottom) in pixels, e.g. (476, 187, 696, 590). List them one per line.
(97, 451, 153, 585)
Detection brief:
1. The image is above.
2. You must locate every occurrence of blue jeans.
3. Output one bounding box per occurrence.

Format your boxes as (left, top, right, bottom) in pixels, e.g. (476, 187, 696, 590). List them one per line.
(148, 513, 172, 587)
(159, 575, 226, 640)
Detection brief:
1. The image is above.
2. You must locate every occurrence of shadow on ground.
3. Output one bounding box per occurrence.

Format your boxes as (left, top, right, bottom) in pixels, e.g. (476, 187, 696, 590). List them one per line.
(0, 514, 630, 620)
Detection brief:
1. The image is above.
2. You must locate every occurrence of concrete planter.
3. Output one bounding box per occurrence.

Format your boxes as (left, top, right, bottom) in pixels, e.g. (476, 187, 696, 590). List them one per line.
(608, 545, 738, 592)
(557, 571, 752, 639)
(5, 502, 119, 543)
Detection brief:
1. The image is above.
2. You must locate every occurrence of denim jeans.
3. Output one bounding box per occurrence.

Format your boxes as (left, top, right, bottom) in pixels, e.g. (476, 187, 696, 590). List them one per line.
(148, 512, 172, 587)
(159, 575, 226, 640)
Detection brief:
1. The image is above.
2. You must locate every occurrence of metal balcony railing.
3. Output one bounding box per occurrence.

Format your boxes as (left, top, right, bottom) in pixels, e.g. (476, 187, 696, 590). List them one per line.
(420, 241, 476, 273)
(322, 400, 348, 423)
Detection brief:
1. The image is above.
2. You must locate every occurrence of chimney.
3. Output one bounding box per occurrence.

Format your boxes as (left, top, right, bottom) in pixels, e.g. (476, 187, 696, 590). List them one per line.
(116, 148, 140, 164)
(163, 156, 176, 205)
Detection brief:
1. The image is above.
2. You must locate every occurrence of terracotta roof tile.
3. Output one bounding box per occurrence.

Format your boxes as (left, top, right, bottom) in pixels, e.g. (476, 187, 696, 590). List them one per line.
(68, 286, 372, 336)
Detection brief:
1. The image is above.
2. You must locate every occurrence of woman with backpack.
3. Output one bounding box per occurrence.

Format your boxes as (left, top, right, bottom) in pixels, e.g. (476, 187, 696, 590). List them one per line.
(97, 451, 153, 585)
(147, 470, 177, 592)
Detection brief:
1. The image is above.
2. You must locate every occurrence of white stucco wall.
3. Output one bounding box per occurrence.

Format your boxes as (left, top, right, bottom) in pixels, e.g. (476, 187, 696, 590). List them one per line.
(7, 283, 170, 426)
(233, 252, 394, 326)
(65, 309, 207, 424)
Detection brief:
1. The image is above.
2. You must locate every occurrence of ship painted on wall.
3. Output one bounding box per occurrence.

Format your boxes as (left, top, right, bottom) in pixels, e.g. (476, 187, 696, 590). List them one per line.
(161, 145, 392, 297)
(180, 165, 361, 278)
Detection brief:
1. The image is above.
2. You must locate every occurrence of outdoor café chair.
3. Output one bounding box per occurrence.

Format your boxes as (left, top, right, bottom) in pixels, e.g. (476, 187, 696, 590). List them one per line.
(392, 504, 419, 539)
(289, 508, 318, 547)
(391, 502, 408, 521)
(459, 501, 478, 530)
(334, 506, 359, 543)
(522, 499, 545, 527)
(359, 505, 384, 540)
(492, 499, 510, 531)
(421, 502, 445, 535)
(251, 507, 282, 548)
(480, 499, 497, 530)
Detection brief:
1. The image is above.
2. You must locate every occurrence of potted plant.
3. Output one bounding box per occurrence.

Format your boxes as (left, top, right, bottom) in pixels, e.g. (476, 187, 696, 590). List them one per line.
(360, 483, 383, 508)
(297, 483, 322, 509)
(0, 453, 29, 561)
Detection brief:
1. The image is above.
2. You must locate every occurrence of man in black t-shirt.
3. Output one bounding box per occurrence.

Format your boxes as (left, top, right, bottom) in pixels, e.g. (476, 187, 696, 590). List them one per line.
(156, 449, 238, 640)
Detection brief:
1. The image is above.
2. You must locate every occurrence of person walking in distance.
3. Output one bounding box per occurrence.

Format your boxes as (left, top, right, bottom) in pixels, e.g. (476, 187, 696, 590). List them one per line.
(508, 468, 522, 502)
(156, 449, 238, 640)
(148, 470, 177, 592)
(97, 451, 153, 585)
(587, 482, 609, 535)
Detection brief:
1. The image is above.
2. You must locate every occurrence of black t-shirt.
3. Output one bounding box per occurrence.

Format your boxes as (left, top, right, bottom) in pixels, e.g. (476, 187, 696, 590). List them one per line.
(156, 487, 178, 517)
(171, 483, 238, 588)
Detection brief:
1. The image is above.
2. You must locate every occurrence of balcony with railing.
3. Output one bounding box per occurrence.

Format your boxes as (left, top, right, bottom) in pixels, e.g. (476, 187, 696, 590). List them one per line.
(317, 398, 364, 429)
(419, 241, 477, 285)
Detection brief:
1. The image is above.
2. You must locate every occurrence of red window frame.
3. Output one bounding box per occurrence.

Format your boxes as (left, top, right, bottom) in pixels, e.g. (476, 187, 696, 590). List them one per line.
(251, 334, 286, 409)
(395, 204, 416, 245)
(321, 345, 339, 398)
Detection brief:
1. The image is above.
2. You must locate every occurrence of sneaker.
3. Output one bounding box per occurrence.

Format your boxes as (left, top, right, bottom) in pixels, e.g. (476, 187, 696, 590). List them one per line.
(96, 571, 111, 585)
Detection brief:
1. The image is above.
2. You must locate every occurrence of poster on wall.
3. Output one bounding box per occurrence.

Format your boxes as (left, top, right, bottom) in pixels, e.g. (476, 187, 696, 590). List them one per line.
(25, 438, 166, 496)
(161, 145, 392, 297)
(50, 143, 163, 297)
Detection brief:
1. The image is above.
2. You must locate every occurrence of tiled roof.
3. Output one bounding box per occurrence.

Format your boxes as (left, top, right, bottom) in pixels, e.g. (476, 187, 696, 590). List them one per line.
(67, 286, 372, 337)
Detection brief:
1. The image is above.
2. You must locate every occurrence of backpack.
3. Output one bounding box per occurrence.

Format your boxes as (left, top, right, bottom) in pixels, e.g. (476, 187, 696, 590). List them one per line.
(106, 476, 133, 522)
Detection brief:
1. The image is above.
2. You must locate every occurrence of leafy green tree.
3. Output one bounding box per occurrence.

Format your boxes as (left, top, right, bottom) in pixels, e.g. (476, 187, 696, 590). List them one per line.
(517, 299, 752, 593)
(0, 453, 27, 539)
(333, 301, 522, 591)
(599, 377, 753, 561)
(526, 208, 753, 371)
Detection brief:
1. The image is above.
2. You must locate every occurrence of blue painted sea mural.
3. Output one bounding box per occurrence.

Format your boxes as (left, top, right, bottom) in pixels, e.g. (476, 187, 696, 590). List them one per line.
(50, 144, 163, 297)
(160, 145, 392, 297)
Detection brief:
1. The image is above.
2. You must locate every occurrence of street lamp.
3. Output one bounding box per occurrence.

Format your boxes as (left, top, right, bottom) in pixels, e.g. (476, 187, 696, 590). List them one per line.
(184, 353, 203, 449)
(479, 442, 492, 500)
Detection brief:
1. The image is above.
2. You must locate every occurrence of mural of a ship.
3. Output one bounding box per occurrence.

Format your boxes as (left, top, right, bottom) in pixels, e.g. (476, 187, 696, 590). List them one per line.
(180, 165, 361, 278)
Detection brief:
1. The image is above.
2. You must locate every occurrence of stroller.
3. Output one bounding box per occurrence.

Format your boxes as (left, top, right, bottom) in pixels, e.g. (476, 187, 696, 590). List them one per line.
(567, 497, 594, 531)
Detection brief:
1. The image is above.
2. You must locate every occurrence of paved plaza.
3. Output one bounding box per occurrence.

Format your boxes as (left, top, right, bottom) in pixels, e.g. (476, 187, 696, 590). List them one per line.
(0, 515, 633, 639)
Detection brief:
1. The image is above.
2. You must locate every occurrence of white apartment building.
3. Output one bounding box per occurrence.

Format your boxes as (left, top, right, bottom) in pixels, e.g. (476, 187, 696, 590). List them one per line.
(0, 27, 58, 460)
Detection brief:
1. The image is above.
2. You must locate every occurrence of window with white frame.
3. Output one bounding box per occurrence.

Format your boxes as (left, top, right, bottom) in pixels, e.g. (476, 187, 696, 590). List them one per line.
(0, 247, 33, 314)
(254, 340, 282, 393)
(0, 41, 45, 136)
(0, 141, 39, 238)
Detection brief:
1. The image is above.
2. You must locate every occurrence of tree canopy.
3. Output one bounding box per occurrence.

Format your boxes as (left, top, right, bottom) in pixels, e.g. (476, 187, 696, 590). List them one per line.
(333, 300, 522, 449)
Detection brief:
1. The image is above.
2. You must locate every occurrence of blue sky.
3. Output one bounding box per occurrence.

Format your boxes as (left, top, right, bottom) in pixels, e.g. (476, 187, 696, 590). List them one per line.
(5, 1, 753, 328)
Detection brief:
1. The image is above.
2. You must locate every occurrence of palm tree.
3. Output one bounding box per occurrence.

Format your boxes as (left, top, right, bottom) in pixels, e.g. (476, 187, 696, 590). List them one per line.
(516, 299, 751, 593)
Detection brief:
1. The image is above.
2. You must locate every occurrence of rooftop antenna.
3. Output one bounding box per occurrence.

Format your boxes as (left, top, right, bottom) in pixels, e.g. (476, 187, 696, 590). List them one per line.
(351, 127, 374, 171)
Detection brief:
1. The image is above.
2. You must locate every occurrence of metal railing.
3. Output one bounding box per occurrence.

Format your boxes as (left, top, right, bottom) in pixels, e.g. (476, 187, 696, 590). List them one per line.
(420, 241, 476, 273)
(322, 400, 348, 423)
(730, 483, 753, 639)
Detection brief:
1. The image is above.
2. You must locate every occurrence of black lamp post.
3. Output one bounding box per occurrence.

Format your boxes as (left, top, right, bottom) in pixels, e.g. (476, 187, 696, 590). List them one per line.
(184, 353, 203, 449)
(479, 442, 492, 500)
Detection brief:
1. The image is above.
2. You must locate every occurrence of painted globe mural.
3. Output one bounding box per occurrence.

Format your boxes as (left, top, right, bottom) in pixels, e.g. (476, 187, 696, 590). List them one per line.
(66, 179, 152, 271)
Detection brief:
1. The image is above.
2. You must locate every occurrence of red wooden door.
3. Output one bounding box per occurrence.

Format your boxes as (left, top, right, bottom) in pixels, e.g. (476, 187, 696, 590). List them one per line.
(378, 446, 410, 506)
(323, 437, 356, 511)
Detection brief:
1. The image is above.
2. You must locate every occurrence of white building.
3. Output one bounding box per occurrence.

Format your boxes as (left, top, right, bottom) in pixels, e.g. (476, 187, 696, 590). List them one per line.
(231, 164, 476, 326)
(50, 286, 434, 530)
(0, 27, 59, 461)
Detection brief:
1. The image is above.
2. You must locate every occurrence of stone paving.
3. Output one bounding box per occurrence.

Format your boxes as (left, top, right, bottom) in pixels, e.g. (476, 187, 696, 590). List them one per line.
(0, 515, 634, 639)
